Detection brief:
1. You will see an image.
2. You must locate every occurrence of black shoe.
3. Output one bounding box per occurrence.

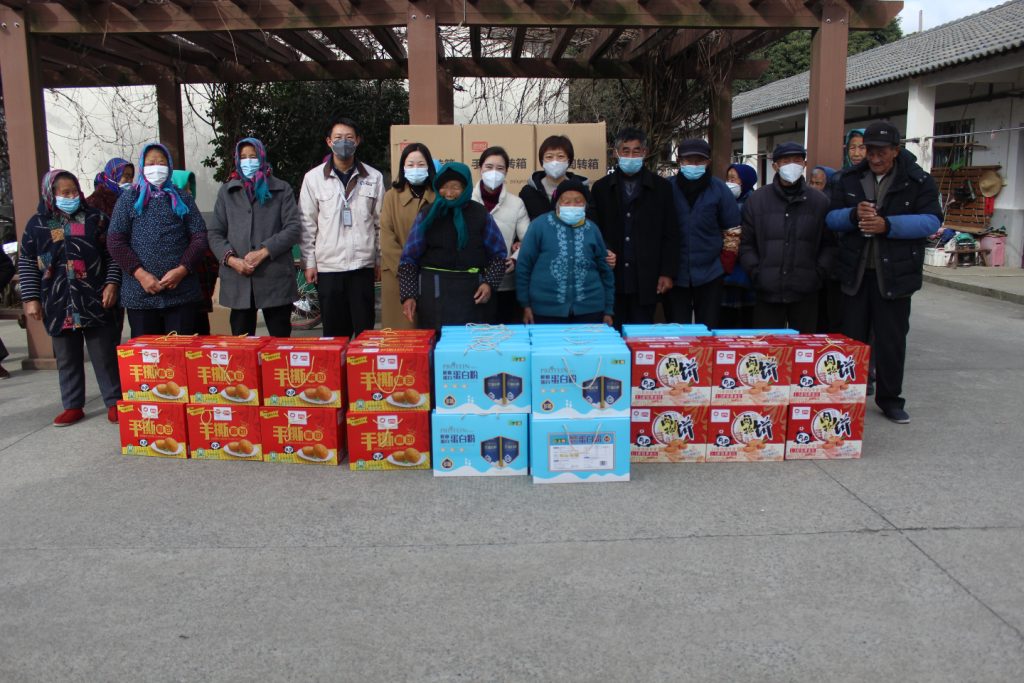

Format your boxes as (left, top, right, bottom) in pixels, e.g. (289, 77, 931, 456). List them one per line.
(882, 407, 910, 424)
(0, 364, 9, 380)
(866, 381, 875, 397)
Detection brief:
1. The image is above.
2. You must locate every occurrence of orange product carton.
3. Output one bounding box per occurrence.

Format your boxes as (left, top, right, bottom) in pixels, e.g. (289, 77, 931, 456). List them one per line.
(261, 407, 343, 466)
(710, 340, 792, 405)
(629, 340, 713, 406)
(186, 404, 264, 461)
(186, 338, 266, 405)
(346, 344, 432, 412)
(117, 400, 189, 458)
(789, 337, 870, 404)
(630, 405, 709, 463)
(117, 339, 194, 402)
(705, 404, 787, 462)
(260, 338, 348, 408)
(785, 403, 865, 460)
(347, 411, 431, 471)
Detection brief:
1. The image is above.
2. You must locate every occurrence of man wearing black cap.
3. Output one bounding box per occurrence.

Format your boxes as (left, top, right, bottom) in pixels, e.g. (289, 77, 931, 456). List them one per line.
(739, 142, 833, 333)
(826, 121, 943, 424)
(666, 138, 741, 327)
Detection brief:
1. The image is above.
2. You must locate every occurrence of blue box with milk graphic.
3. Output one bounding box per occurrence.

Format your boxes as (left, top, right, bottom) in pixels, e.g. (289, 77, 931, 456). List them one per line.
(432, 412, 529, 476)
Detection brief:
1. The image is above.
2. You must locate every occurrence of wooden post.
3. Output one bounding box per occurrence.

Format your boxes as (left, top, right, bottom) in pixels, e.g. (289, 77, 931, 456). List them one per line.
(407, 1, 440, 124)
(155, 76, 186, 168)
(710, 75, 733, 176)
(437, 66, 455, 125)
(807, 1, 849, 171)
(0, 7, 55, 369)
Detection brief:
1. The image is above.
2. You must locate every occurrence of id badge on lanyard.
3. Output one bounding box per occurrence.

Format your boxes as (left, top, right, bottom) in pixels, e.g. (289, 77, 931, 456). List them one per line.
(341, 192, 354, 228)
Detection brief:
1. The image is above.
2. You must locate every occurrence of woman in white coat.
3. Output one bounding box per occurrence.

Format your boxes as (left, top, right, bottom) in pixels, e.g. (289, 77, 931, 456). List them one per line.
(470, 147, 530, 324)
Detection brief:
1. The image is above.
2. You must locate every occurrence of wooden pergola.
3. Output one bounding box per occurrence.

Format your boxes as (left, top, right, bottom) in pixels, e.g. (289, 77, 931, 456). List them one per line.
(0, 0, 900, 368)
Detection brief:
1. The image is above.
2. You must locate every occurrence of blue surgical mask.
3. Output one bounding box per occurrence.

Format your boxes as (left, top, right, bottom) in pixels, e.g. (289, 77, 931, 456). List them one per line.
(239, 158, 261, 179)
(618, 156, 644, 175)
(680, 164, 706, 180)
(404, 167, 429, 186)
(55, 196, 80, 214)
(557, 206, 586, 226)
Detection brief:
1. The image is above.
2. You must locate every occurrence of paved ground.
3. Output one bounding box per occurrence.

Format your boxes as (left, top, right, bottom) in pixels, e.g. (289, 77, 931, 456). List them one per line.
(1, 283, 1023, 682)
(923, 264, 1024, 304)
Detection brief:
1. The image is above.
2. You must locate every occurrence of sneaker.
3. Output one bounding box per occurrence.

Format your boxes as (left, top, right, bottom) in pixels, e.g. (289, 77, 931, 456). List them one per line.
(0, 364, 9, 380)
(107, 406, 118, 424)
(53, 408, 85, 427)
(882, 407, 910, 424)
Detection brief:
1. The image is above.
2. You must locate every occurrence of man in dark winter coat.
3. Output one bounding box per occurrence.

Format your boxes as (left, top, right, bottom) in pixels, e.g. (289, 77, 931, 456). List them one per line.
(827, 121, 943, 424)
(739, 142, 833, 333)
(591, 128, 679, 325)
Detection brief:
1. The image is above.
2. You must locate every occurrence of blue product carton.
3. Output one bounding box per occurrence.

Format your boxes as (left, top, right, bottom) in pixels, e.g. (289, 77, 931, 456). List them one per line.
(432, 412, 529, 476)
(530, 416, 630, 483)
(434, 338, 532, 413)
(531, 341, 631, 418)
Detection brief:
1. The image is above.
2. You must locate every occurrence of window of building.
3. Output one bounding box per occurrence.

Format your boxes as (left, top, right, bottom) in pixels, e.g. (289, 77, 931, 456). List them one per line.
(932, 119, 974, 168)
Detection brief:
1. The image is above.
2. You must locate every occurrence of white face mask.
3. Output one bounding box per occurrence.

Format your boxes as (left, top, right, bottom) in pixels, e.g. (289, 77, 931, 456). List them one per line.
(143, 165, 169, 187)
(726, 182, 742, 199)
(543, 160, 569, 180)
(778, 163, 805, 184)
(481, 170, 506, 191)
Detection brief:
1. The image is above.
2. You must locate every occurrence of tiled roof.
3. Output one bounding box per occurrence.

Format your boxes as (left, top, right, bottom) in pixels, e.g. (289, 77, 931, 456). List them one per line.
(733, 0, 1024, 119)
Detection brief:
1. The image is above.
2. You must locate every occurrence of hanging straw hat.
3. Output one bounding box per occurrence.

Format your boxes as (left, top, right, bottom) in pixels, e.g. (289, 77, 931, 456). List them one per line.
(978, 170, 1005, 198)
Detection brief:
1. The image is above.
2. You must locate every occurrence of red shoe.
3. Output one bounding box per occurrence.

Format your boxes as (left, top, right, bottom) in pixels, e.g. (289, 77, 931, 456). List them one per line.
(53, 409, 85, 427)
(107, 406, 118, 424)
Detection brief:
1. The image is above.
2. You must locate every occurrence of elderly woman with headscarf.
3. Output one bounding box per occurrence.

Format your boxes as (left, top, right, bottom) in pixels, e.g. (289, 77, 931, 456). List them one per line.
(86, 157, 134, 219)
(18, 169, 122, 427)
(844, 129, 867, 168)
(720, 163, 759, 328)
(107, 142, 208, 337)
(397, 162, 507, 331)
(207, 137, 301, 337)
(809, 166, 837, 193)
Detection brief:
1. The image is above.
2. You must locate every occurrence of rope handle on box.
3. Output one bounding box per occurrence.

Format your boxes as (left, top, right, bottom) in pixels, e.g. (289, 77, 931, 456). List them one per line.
(561, 421, 604, 458)
(561, 355, 602, 390)
(368, 358, 405, 396)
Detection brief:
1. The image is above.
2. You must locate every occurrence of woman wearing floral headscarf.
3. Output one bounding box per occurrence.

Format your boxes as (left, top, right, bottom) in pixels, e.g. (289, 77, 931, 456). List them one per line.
(207, 137, 301, 337)
(18, 169, 122, 427)
(86, 157, 134, 218)
(107, 142, 208, 336)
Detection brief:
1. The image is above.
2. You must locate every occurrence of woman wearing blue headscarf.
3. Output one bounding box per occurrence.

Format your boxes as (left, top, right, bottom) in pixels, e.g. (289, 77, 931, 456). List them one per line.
(809, 166, 836, 193)
(208, 137, 301, 337)
(720, 163, 758, 328)
(86, 157, 134, 218)
(107, 142, 208, 336)
(397, 162, 507, 331)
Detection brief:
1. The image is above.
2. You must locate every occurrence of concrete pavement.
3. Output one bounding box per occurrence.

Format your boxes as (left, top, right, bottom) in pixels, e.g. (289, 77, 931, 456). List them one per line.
(1, 283, 1023, 682)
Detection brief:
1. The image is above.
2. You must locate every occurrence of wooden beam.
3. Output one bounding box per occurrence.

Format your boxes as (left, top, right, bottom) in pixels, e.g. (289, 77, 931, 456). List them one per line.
(548, 27, 574, 60)
(179, 31, 265, 64)
(664, 28, 712, 59)
(622, 27, 675, 61)
(321, 27, 370, 61)
(273, 29, 337, 63)
(230, 31, 299, 63)
(580, 28, 623, 63)
(370, 26, 406, 60)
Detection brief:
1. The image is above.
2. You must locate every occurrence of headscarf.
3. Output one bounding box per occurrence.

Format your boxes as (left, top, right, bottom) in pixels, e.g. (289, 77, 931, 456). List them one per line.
(93, 157, 132, 194)
(419, 161, 473, 249)
(132, 142, 189, 218)
(40, 169, 85, 220)
(727, 163, 758, 200)
(171, 170, 196, 199)
(228, 137, 272, 206)
(843, 129, 866, 168)
(813, 166, 837, 182)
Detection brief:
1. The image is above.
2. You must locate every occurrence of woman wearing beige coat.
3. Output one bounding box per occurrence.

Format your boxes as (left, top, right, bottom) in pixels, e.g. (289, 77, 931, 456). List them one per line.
(380, 143, 436, 329)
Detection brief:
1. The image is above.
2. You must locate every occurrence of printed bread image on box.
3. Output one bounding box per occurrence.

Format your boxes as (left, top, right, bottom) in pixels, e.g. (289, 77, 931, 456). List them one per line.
(785, 403, 865, 460)
(117, 401, 189, 459)
(629, 341, 713, 406)
(711, 341, 792, 406)
(530, 416, 630, 483)
(347, 411, 431, 471)
(117, 339, 192, 403)
(434, 339, 531, 413)
(186, 338, 265, 405)
(260, 338, 348, 408)
(346, 343, 432, 412)
(432, 413, 529, 476)
(705, 405, 787, 462)
(630, 405, 709, 463)
(186, 405, 263, 461)
(789, 337, 870, 404)
(261, 407, 343, 466)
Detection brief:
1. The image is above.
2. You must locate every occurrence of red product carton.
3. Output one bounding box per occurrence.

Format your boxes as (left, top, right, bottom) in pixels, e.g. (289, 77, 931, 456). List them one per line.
(261, 407, 343, 466)
(186, 338, 266, 405)
(260, 338, 348, 408)
(630, 405, 709, 463)
(785, 403, 865, 460)
(710, 340, 792, 405)
(346, 344, 432, 412)
(629, 341, 713, 406)
(186, 404, 264, 461)
(705, 404, 787, 462)
(355, 329, 436, 345)
(789, 337, 870, 404)
(117, 338, 193, 402)
(117, 400, 189, 458)
(347, 411, 432, 471)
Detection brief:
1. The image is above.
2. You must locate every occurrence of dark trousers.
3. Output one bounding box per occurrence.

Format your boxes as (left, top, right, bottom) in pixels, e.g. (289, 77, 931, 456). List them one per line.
(532, 311, 606, 325)
(841, 276, 911, 411)
(495, 290, 522, 325)
(51, 325, 122, 410)
(317, 268, 375, 339)
(127, 303, 197, 338)
(753, 293, 819, 333)
(613, 293, 656, 327)
(231, 303, 293, 337)
(664, 277, 724, 328)
(817, 279, 844, 333)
